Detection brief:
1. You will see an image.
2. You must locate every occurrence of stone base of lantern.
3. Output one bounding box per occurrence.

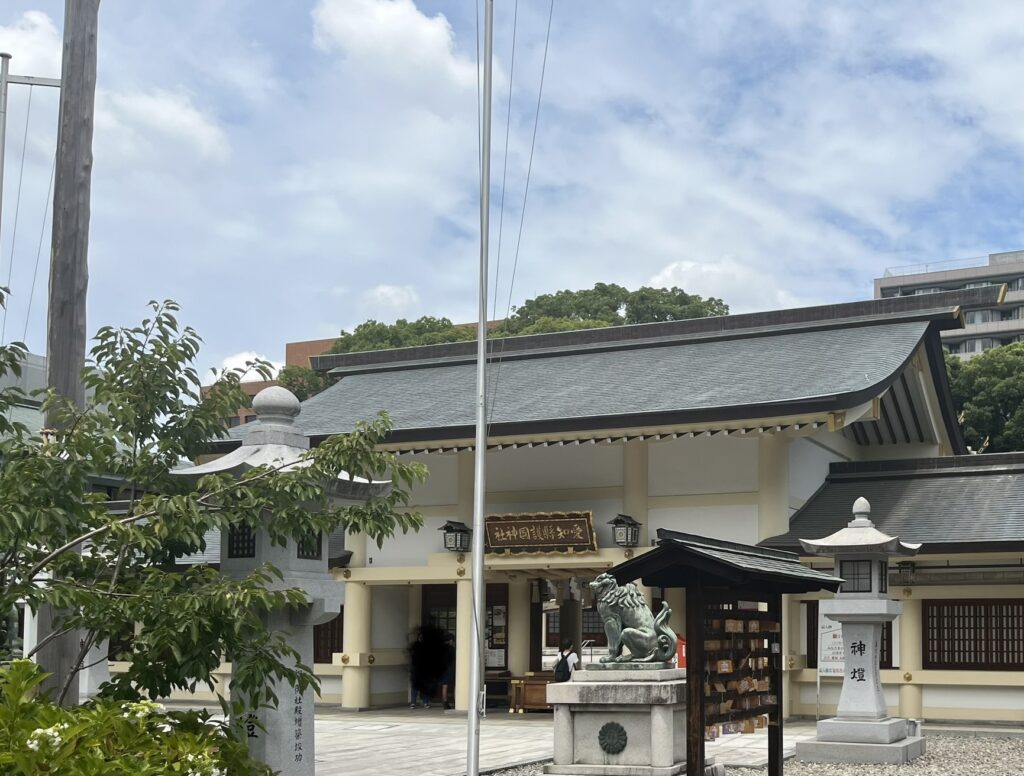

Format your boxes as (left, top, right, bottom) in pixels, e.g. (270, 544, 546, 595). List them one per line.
(817, 717, 908, 744)
(798, 718, 925, 764)
(796, 735, 926, 765)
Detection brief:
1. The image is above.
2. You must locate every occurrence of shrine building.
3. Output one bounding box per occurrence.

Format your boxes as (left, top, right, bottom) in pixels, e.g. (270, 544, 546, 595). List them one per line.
(206, 286, 1021, 723)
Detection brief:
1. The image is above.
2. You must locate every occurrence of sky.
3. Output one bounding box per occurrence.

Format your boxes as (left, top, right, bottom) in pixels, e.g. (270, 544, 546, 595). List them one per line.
(2, 1, 1024, 377)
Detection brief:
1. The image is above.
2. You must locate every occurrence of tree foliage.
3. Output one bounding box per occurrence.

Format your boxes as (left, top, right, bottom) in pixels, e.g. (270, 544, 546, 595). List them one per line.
(0, 298, 425, 743)
(277, 365, 327, 402)
(945, 343, 1024, 452)
(326, 283, 728, 356)
(328, 316, 475, 354)
(1, 660, 264, 775)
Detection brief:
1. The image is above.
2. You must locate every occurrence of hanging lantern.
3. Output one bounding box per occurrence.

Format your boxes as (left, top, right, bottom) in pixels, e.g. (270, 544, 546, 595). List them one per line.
(608, 513, 641, 548)
(439, 520, 472, 553)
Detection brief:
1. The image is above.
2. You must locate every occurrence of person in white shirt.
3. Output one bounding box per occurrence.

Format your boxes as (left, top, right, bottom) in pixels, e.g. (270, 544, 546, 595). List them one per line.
(554, 639, 579, 681)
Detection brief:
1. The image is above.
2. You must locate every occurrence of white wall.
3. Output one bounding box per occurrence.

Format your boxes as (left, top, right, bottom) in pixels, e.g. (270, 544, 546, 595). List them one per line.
(648, 436, 757, 496)
(486, 443, 623, 492)
(371, 586, 411, 649)
(369, 586, 413, 701)
(367, 514, 456, 566)
(789, 438, 845, 504)
(647, 505, 759, 545)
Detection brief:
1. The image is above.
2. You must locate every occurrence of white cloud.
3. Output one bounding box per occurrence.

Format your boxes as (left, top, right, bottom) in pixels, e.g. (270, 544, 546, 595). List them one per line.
(0, 11, 61, 77)
(651, 256, 804, 315)
(312, 0, 475, 91)
(361, 284, 420, 317)
(219, 351, 284, 381)
(96, 89, 230, 166)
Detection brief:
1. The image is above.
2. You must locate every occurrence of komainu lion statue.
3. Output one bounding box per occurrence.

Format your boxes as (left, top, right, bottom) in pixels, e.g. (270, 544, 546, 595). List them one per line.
(589, 573, 678, 663)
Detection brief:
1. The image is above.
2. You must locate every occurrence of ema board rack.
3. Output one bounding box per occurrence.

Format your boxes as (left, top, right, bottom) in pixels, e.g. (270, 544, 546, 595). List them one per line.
(700, 600, 782, 740)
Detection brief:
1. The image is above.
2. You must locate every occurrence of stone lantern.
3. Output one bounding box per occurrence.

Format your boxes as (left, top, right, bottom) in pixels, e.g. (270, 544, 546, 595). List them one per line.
(796, 497, 925, 764)
(174, 386, 389, 776)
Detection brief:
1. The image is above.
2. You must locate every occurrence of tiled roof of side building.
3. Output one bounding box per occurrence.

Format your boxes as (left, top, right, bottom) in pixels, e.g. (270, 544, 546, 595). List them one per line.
(761, 452, 1024, 553)
(222, 288, 1000, 448)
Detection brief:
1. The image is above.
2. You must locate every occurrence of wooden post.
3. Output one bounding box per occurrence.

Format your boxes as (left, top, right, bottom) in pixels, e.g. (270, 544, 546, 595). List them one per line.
(767, 592, 783, 776)
(685, 586, 704, 776)
(35, 0, 101, 705)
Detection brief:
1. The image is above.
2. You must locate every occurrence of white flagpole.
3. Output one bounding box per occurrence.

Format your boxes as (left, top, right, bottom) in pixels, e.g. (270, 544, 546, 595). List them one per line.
(467, 0, 494, 774)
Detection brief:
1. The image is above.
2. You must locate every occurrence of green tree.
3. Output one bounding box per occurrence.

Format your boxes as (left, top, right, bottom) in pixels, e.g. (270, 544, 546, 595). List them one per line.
(325, 283, 730, 353)
(277, 364, 327, 401)
(498, 283, 631, 334)
(328, 316, 475, 354)
(0, 299, 425, 769)
(623, 286, 729, 324)
(945, 343, 1024, 452)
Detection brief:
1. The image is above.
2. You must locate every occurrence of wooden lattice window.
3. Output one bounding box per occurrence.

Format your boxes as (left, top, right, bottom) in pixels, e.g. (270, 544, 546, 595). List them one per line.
(227, 524, 256, 558)
(923, 599, 1024, 670)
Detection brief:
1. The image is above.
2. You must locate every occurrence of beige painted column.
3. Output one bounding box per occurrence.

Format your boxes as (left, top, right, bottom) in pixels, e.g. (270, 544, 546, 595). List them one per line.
(457, 450, 474, 523)
(507, 578, 531, 676)
(340, 581, 372, 709)
(455, 577, 474, 711)
(757, 434, 790, 542)
(898, 595, 923, 719)
(623, 440, 650, 546)
(782, 594, 800, 719)
(663, 587, 686, 647)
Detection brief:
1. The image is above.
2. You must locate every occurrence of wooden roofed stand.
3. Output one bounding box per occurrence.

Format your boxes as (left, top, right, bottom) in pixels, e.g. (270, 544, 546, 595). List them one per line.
(609, 530, 842, 776)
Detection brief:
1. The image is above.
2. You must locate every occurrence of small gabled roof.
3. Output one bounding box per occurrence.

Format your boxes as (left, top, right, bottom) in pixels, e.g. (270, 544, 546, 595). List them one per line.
(762, 453, 1024, 554)
(609, 529, 843, 593)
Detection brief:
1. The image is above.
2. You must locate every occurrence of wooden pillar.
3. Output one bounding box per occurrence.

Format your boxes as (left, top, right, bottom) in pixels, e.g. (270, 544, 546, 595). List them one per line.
(558, 597, 582, 656)
(767, 592, 783, 776)
(685, 586, 704, 776)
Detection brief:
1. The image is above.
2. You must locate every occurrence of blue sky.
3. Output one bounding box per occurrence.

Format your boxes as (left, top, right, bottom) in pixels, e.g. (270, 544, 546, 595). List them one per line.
(2, 1, 1024, 375)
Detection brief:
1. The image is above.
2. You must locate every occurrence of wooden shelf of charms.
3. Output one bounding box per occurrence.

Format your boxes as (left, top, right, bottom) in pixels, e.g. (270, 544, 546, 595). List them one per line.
(701, 602, 781, 740)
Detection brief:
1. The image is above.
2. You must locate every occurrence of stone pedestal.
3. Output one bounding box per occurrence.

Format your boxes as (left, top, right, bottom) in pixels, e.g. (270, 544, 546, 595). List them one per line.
(545, 667, 723, 776)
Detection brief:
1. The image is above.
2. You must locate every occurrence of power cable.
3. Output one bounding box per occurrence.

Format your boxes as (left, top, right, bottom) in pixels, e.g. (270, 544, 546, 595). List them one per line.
(1, 84, 33, 344)
(23, 151, 56, 345)
(491, 0, 520, 320)
(486, 0, 556, 427)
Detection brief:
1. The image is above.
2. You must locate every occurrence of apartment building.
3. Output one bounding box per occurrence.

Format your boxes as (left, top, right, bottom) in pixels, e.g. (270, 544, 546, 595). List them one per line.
(875, 250, 1024, 357)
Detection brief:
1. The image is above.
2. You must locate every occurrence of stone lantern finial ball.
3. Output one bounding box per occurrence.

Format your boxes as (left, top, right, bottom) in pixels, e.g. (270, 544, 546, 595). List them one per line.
(852, 496, 871, 516)
(252, 385, 301, 421)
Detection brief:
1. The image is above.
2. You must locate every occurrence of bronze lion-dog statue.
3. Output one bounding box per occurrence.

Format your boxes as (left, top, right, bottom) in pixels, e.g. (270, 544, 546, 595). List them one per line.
(590, 573, 678, 664)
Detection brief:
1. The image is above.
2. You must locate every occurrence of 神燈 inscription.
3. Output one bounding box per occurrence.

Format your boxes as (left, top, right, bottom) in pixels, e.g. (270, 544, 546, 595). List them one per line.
(485, 512, 597, 554)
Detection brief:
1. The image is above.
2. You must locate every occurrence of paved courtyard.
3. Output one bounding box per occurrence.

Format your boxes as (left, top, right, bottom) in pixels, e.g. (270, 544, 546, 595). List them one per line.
(311, 707, 821, 775)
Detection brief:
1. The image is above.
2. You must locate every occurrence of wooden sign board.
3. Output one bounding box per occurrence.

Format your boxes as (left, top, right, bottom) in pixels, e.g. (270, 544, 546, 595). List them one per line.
(485, 511, 597, 554)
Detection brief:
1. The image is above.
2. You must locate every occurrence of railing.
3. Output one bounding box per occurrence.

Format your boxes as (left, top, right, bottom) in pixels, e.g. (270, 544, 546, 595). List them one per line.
(882, 255, 989, 278)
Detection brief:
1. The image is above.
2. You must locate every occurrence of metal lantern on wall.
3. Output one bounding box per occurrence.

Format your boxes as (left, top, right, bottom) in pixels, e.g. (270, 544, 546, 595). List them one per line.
(609, 513, 641, 548)
(439, 520, 472, 553)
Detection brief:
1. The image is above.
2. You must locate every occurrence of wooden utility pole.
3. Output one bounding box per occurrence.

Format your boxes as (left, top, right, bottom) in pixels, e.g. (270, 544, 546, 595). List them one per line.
(36, 0, 101, 705)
